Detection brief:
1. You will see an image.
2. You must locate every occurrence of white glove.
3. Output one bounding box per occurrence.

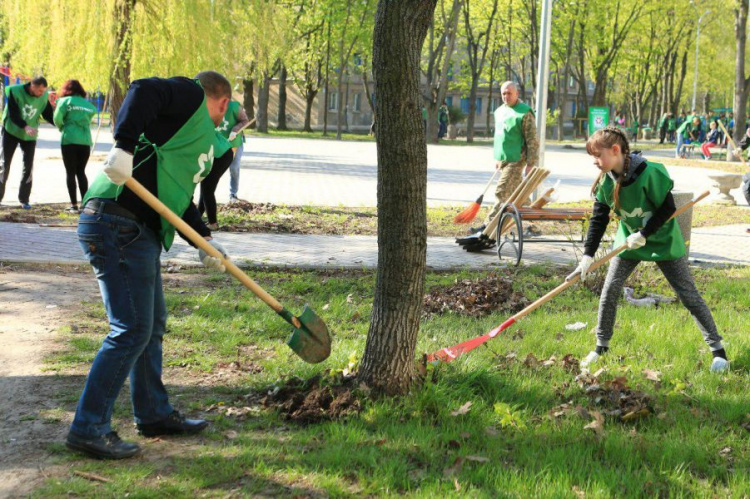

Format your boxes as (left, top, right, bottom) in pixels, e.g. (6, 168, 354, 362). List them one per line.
(199, 239, 228, 272)
(103, 147, 133, 186)
(626, 232, 647, 249)
(566, 255, 595, 282)
(228, 131, 238, 142)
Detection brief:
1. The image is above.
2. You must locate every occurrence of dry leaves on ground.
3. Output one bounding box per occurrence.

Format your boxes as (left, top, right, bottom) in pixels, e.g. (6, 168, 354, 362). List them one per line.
(422, 274, 529, 318)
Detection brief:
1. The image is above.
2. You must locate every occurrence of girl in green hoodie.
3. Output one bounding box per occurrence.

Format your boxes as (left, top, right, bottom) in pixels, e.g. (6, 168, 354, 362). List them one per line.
(53, 80, 96, 212)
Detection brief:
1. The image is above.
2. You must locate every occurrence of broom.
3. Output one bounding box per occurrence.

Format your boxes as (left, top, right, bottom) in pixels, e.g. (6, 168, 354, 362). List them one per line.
(453, 169, 499, 224)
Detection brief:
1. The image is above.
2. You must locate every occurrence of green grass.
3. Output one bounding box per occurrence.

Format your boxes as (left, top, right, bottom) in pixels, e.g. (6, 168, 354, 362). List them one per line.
(244, 128, 491, 147)
(39, 264, 750, 497)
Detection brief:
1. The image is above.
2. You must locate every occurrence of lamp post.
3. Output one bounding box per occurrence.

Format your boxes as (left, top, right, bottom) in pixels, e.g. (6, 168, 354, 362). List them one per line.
(691, 7, 711, 111)
(535, 0, 553, 169)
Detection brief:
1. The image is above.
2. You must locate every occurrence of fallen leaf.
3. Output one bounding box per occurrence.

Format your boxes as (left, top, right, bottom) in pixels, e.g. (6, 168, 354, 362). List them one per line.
(592, 368, 606, 378)
(448, 439, 461, 449)
(621, 408, 651, 422)
(460, 432, 472, 439)
(346, 293, 354, 304)
(451, 401, 473, 417)
(719, 447, 732, 457)
(224, 430, 239, 440)
(443, 457, 464, 477)
(465, 455, 490, 463)
(454, 478, 461, 492)
(643, 369, 662, 382)
(524, 353, 540, 368)
(572, 485, 586, 498)
(555, 333, 564, 341)
(322, 303, 330, 310)
(542, 355, 557, 367)
(584, 411, 605, 436)
(351, 311, 361, 321)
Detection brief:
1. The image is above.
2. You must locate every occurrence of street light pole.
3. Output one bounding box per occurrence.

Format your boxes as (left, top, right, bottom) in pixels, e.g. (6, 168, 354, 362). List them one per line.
(691, 8, 711, 111)
(535, 0, 553, 169)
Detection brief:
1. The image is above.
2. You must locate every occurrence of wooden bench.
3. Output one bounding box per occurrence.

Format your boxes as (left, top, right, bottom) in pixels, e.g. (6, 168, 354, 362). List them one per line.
(496, 205, 592, 266)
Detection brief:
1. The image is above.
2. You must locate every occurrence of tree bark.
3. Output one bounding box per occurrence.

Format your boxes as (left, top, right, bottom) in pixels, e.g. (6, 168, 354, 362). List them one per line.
(731, 0, 750, 160)
(109, 0, 136, 128)
(277, 65, 288, 130)
(303, 87, 317, 132)
(359, 0, 436, 395)
(256, 73, 271, 133)
(242, 78, 256, 128)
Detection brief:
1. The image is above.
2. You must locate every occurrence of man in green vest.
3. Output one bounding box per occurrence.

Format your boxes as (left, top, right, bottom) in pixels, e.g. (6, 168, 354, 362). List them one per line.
(470, 81, 538, 238)
(0, 76, 54, 208)
(65, 71, 233, 460)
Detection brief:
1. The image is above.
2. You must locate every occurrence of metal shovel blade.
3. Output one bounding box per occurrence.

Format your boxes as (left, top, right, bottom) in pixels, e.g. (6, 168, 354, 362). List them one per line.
(286, 305, 332, 364)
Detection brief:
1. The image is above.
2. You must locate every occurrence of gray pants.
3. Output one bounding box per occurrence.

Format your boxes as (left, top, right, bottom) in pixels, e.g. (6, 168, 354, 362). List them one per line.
(596, 256, 723, 351)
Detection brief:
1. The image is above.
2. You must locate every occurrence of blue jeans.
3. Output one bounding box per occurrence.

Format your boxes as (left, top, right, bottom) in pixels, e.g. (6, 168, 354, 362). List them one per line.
(676, 134, 684, 157)
(70, 201, 172, 437)
(228, 142, 244, 198)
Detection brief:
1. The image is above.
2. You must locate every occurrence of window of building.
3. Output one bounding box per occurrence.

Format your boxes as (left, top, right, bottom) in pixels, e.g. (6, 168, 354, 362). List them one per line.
(446, 96, 453, 107)
(475, 98, 482, 114)
(328, 92, 338, 111)
(353, 93, 361, 112)
(460, 97, 469, 114)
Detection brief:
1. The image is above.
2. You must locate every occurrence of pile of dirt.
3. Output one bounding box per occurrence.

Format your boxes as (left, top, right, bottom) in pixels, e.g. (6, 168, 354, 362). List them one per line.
(260, 374, 362, 423)
(0, 211, 39, 223)
(422, 274, 529, 317)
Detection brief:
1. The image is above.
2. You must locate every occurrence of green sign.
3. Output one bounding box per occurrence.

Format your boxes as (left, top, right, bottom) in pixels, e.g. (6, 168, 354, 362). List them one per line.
(588, 106, 610, 136)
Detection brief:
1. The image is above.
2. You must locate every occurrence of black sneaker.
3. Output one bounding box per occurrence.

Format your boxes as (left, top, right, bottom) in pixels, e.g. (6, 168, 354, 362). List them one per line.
(66, 431, 140, 460)
(136, 410, 209, 437)
(463, 235, 496, 252)
(468, 224, 487, 235)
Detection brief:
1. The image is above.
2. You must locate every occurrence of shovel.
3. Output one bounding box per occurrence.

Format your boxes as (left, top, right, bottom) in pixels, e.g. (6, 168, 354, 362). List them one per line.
(125, 178, 332, 364)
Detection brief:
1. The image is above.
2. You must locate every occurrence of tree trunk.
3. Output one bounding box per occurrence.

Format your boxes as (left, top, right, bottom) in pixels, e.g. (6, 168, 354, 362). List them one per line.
(359, 0, 436, 395)
(303, 86, 317, 133)
(256, 73, 271, 133)
(674, 49, 688, 115)
(277, 65, 288, 130)
(243, 78, 256, 128)
(109, 0, 136, 128)
(323, 16, 333, 136)
(731, 0, 750, 160)
(466, 79, 479, 142)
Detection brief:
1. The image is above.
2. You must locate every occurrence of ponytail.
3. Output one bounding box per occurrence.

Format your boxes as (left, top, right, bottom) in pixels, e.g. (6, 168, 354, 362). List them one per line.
(586, 125, 631, 209)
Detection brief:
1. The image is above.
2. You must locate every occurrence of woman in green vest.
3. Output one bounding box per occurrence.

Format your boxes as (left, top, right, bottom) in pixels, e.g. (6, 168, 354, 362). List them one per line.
(53, 80, 96, 212)
(567, 126, 729, 373)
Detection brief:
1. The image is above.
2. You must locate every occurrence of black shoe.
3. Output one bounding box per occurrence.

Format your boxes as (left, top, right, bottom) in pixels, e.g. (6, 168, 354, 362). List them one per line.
(463, 235, 496, 252)
(456, 232, 484, 246)
(136, 410, 209, 437)
(66, 431, 141, 460)
(468, 224, 487, 235)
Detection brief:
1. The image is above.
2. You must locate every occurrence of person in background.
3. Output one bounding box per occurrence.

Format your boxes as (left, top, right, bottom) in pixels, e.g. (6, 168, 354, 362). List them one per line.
(53, 79, 97, 212)
(701, 121, 720, 161)
(438, 101, 449, 140)
(0, 76, 54, 209)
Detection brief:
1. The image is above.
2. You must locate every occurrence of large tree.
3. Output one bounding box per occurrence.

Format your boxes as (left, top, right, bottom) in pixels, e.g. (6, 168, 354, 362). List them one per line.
(359, 0, 437, 394)
(731, 0, 750, 158)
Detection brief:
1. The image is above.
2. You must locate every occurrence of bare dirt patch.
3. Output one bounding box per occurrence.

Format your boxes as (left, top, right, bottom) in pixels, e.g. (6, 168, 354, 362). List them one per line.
(0, 264, 99, 497)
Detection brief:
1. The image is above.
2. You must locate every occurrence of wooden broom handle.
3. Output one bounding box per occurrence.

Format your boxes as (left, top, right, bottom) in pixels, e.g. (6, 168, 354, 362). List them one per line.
(508, 190, 710, 322)
(716, 120, 747, 168)
(124, 177, 302, 328)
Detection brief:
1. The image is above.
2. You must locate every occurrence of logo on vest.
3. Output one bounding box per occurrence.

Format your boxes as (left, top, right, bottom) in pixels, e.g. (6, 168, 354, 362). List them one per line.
(216, 119, 229, 133)
(194, 145, 215, 184)
(620, 207, 652, 233)
(22, 104, 38, 121)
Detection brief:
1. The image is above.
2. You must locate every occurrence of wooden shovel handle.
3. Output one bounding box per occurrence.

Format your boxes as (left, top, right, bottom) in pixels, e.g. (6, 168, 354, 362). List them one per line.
(124, 177, 302, 328)
(509, 190, 710, 322)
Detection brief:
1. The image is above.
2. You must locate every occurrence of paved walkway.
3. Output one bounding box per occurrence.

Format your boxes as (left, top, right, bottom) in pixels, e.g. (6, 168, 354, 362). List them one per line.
(2, 222, 749, 270)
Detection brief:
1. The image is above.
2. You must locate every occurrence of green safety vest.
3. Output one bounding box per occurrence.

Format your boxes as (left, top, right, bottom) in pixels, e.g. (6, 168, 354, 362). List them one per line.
(53, 96, 96, 146)
(2, 84, 49, 141)
(84, 91, 231, 250)
(493, 102, 531, 163)
(216, 100, 244, 148)
(596, 161, 685, 261)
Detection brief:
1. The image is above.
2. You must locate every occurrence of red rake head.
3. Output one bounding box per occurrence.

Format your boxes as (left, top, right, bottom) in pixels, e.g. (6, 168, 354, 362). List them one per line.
(453, 202, 481, 224)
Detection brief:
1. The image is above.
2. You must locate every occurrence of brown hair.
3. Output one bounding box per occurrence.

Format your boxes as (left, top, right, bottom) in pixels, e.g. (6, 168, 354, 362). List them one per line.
(194, 71, 231, 99)
(59, 79, 86, 98)
(586, 125, 630, 209)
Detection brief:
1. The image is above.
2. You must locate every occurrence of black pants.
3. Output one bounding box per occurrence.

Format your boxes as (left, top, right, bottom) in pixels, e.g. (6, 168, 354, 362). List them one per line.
(198, 150, 234, 224)
(61, 144, 91, 206)
(0, 128, 37, 204)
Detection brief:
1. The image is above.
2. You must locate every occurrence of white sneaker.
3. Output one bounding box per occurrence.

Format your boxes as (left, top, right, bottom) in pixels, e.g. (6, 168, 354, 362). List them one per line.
(581, 351, 600, 369)
(710, 357, 730, 373)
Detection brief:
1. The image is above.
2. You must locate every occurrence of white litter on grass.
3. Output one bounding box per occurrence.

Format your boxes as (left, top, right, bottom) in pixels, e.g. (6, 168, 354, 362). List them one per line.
(565, 322, 587, 331)
(623, 287, 675, 307)
(45, 304, 57, 309)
